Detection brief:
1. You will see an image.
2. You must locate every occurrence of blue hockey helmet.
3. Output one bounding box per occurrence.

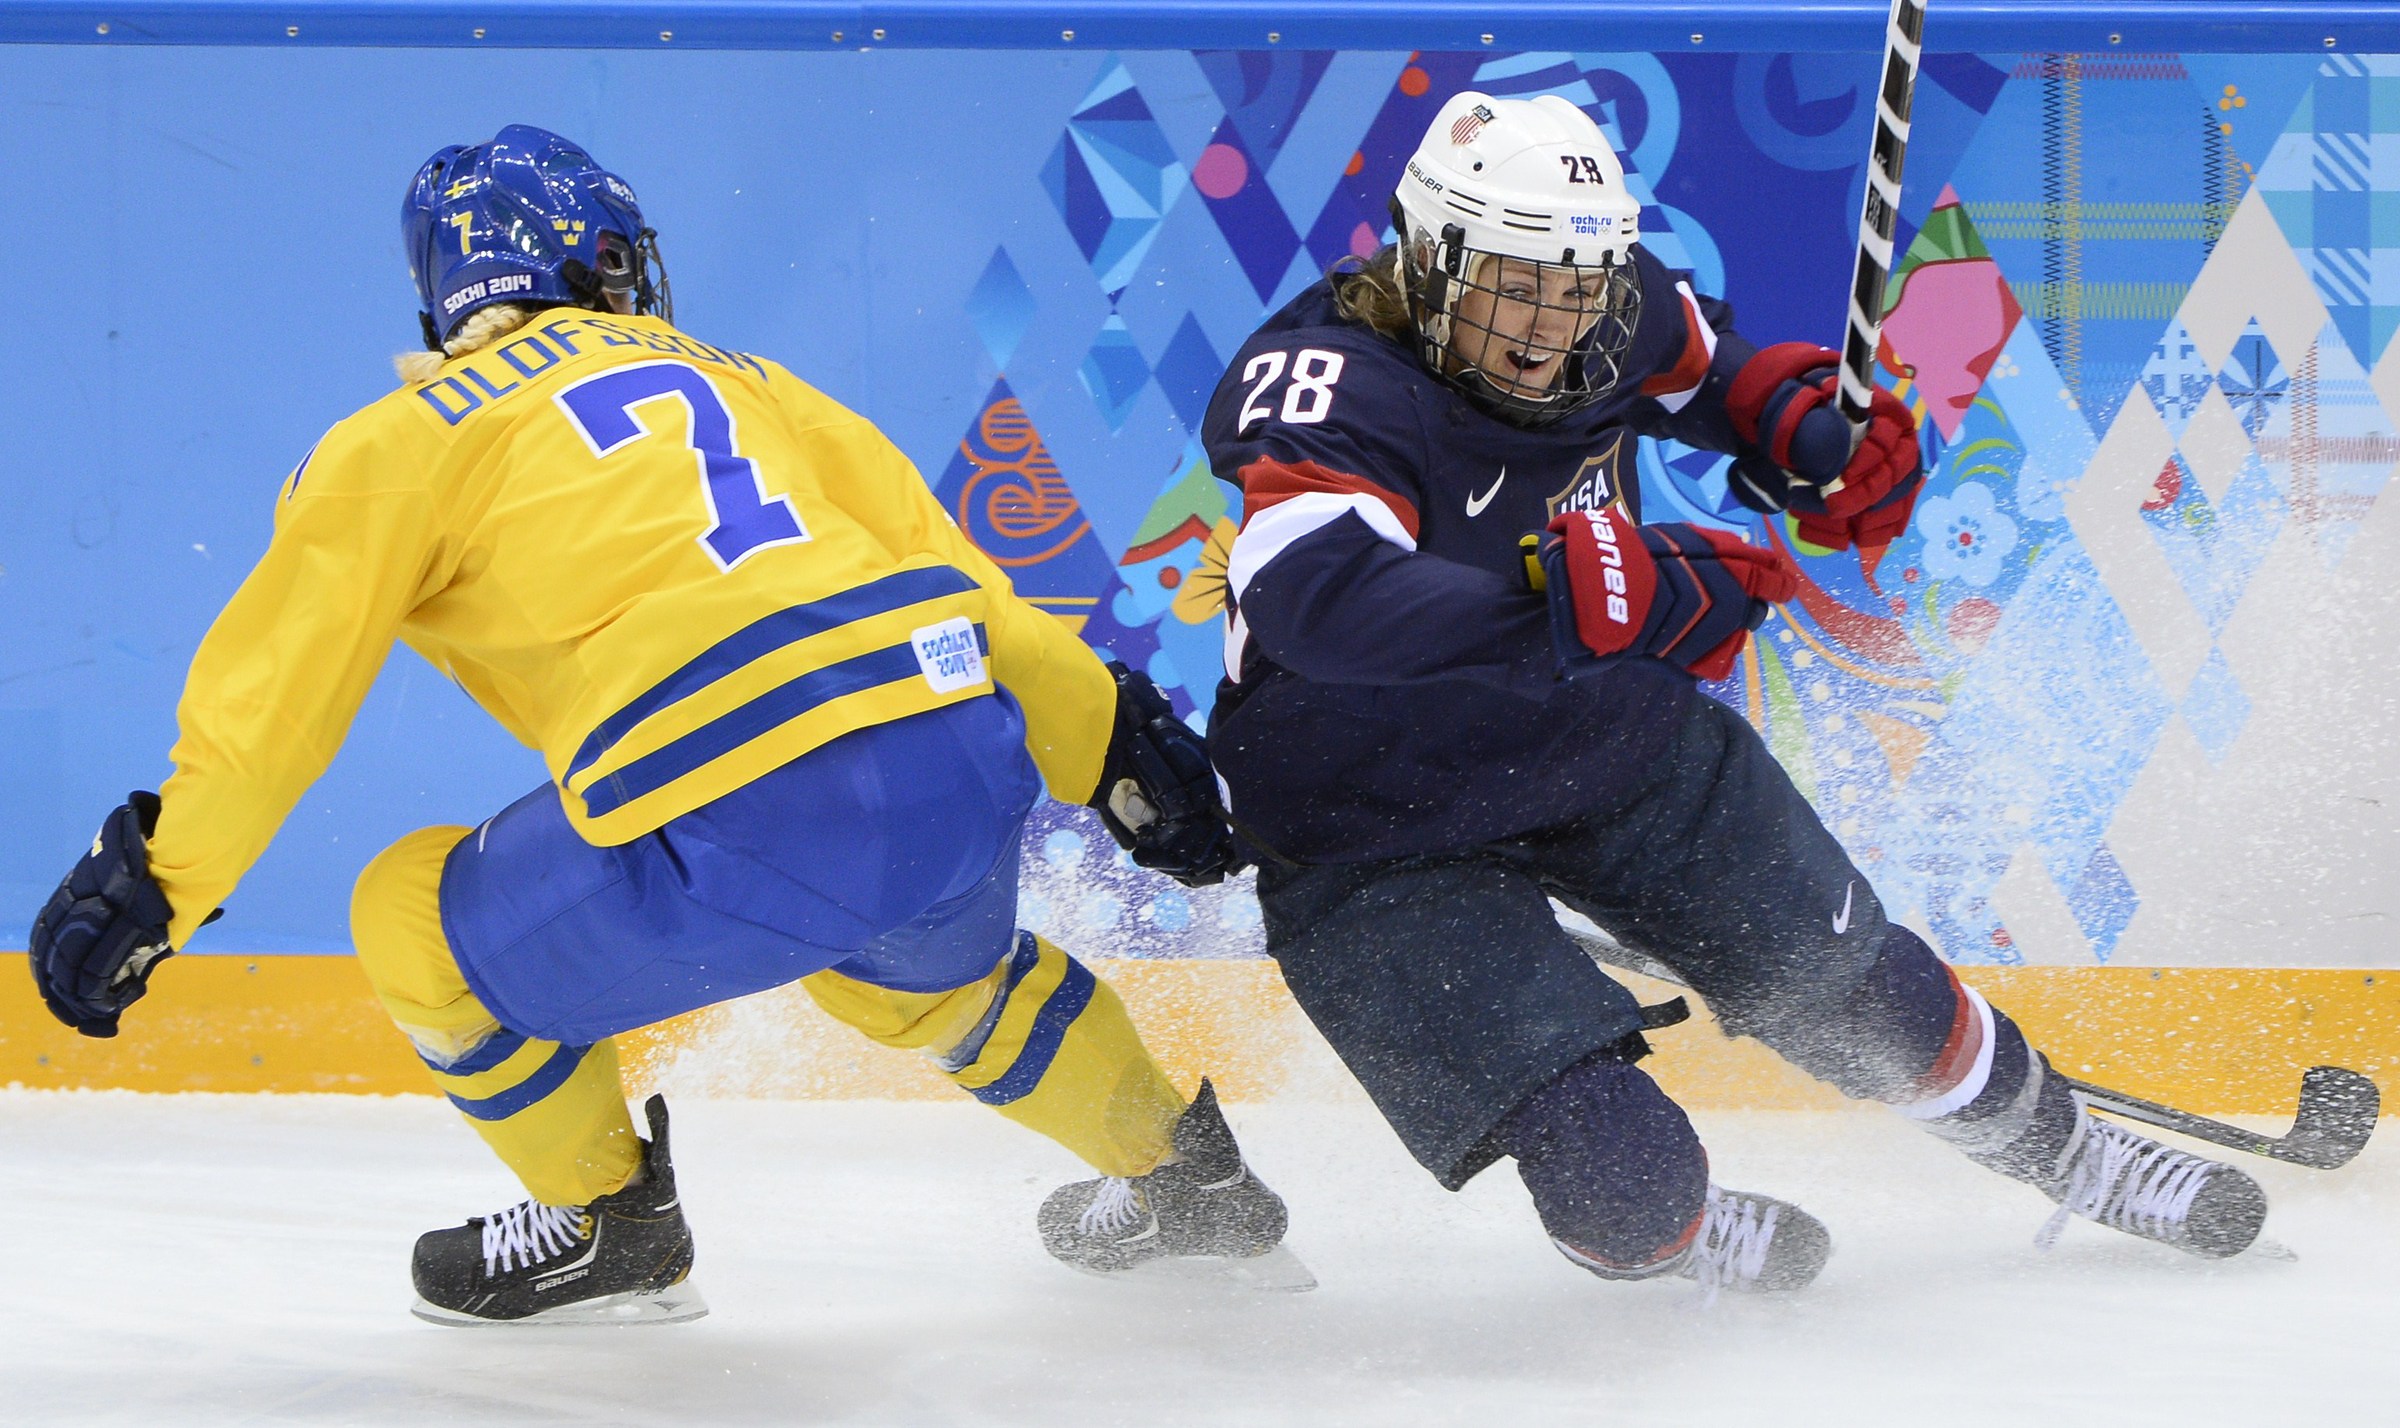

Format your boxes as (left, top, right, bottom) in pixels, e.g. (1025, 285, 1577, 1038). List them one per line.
(402, 124, 672, 348)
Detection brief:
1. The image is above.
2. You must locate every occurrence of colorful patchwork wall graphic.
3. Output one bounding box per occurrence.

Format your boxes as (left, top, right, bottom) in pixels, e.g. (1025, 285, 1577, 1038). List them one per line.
(932, 47, 2400, 968)
(7, 43, 2392, 970)
(2256, 56, 2400, 367)
(1043, 62, 1189, 301)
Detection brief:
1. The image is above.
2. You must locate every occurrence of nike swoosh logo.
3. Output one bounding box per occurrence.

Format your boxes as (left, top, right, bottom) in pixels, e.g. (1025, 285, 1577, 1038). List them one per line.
(1832, 881, 1855, 936)
(1465, 466, 1507, 517)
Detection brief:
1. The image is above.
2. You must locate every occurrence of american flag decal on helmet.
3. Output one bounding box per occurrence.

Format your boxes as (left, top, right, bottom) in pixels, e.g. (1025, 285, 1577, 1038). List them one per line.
(1450, 104, 1495, 146)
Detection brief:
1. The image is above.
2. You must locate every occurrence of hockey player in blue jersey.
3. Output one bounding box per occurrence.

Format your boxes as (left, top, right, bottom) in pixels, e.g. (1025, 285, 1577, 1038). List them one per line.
(25, 125, 1289, 1325)
(1183, 92, 2269, 1293)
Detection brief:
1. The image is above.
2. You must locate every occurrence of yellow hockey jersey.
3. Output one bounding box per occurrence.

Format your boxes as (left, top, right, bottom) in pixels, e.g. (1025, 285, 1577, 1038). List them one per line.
(147, 310, 1115, 949)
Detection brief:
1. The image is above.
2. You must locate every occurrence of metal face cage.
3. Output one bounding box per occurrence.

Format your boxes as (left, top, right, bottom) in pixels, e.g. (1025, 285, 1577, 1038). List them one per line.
(1404, 223, 1642, 429)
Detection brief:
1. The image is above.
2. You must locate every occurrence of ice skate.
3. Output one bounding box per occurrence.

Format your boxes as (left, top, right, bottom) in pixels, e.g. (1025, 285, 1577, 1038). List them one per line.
(411, 1095, 706, 1326)
(2030, 1109, 2267, 1260)
(1556, 1184, 1832, 1299)
(1039, 1079, 1312, 1291)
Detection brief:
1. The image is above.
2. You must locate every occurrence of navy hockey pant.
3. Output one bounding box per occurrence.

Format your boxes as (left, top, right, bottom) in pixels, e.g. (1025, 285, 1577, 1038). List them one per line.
(1257, 692, 2072, 1265)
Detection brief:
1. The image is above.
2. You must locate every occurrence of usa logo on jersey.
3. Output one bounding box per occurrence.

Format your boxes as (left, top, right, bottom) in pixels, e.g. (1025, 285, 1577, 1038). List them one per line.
(1545, 433, 1630, 520)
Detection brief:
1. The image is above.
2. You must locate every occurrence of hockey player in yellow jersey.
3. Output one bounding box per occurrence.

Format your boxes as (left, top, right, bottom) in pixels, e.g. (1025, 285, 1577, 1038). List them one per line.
(25, 125, 1295, 1325)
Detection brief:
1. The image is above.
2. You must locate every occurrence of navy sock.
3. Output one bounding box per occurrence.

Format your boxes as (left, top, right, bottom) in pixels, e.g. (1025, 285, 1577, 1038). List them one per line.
(1493, 1047, 1710, 1268)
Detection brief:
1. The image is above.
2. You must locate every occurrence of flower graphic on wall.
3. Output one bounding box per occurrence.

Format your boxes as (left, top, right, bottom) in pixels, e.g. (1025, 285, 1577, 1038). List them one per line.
(1173, 517, 1236, 624)
(1914, 482, 2017, 587)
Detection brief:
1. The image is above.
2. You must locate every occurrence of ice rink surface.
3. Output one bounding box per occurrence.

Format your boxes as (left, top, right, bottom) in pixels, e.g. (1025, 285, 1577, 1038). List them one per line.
(3, 1089, 2390, 1426)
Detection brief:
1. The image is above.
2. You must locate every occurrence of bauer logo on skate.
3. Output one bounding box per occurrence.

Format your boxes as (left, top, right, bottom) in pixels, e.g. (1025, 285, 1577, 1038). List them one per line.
(911, 617, 989, 693)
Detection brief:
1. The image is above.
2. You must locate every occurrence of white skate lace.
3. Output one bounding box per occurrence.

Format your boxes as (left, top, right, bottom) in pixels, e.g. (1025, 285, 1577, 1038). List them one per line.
(1690, 1186, 1780, 1306)
(480, 1200, 592, 1276)
(1076, 1177, 1149, 1238)
(2036, 1117, 2214, 1251)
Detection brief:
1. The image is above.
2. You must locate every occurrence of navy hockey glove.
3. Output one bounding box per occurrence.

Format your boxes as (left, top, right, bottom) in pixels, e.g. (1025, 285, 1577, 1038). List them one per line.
(1537, 509, 1798, 683)
(1723, 342, 1925, 551)
(27, 792, 208, 1038)
(1090, 662, 1245, 887)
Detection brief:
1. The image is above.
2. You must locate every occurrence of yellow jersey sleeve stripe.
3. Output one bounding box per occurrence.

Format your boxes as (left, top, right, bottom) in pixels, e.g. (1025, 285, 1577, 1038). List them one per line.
(575, 622, 992, 820)
(564, 562, 980, 784)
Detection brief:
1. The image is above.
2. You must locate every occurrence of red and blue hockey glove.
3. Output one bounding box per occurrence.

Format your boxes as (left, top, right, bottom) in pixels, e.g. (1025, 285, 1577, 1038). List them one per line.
(1724, 342, 1925, 551)
(1537, 509, 1799, 682)
(27, 792, 207, 1038)
(1089, 662, 1245, 887)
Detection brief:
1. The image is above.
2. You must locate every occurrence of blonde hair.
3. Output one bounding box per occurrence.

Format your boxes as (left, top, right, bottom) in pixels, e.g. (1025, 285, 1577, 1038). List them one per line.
(391, 304, 544, 386)
(1330, 245, 1413, 340)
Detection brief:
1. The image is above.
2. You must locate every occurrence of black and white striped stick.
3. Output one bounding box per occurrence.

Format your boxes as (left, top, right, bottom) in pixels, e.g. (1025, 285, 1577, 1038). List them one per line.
(1829, 0, 1927, 484)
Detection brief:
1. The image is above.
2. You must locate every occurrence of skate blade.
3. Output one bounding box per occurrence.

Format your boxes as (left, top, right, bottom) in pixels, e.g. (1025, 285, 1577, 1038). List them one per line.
(1108, 1244, 1319, 1293)
(411, 1283, 712, 1327)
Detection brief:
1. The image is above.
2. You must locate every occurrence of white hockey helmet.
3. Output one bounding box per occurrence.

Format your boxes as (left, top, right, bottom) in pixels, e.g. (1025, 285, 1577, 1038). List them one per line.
(1392, 92, 1644, 424)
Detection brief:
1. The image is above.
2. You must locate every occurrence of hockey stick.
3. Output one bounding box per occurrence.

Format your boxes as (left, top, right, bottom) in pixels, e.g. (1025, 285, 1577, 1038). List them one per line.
(1726, 0, 1922, 514)
(1558, 921, 2382, 1170)
(1829, 0, 1926, 469)
(2065, 1067, 2379, 1172)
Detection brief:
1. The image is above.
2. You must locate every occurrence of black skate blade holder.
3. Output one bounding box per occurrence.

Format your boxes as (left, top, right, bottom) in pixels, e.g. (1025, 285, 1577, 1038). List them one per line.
(1558, 920, 2382, 1171)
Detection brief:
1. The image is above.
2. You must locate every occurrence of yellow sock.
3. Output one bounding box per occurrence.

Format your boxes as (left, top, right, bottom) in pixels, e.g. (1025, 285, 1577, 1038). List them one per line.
(352, 825, 640, 1205)
(804, 932, 1183, 1177)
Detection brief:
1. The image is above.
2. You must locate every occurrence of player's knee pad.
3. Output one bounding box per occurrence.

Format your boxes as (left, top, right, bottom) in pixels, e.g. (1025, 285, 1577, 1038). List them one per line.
(800, 959, 1009, 1054)
(1494, 1045, 1709, 1269)
(352, 827, 470, 1002)
(936, 932, 1182, 1177)
(931, 932, 1093, 1098)
(353, 825, 501, 1063)
(355, 825, 638, 1203)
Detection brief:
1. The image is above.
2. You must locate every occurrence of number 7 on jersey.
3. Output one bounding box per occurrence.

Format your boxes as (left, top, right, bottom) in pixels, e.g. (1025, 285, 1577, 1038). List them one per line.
(556, 359, 810, 571)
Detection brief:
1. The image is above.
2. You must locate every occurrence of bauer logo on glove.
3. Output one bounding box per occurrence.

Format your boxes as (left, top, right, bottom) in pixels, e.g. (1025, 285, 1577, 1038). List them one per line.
(1537, 510, 1798, 683)
(1572, 510, 1636, 627)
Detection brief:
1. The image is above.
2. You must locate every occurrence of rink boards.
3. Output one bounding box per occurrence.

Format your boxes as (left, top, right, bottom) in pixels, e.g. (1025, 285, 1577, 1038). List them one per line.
(2, 952, 2391, 1116)
(4, 7, 2399, 1104)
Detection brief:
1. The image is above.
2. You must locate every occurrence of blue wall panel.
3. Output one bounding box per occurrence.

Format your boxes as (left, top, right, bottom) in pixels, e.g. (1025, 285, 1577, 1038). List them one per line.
(0, 46, 1132, 948)
(5, 24, 2396, 966)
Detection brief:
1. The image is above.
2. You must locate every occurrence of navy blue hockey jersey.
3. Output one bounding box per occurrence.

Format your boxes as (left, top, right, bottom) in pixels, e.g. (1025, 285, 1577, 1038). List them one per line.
(1202, 246, 1772, 863)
